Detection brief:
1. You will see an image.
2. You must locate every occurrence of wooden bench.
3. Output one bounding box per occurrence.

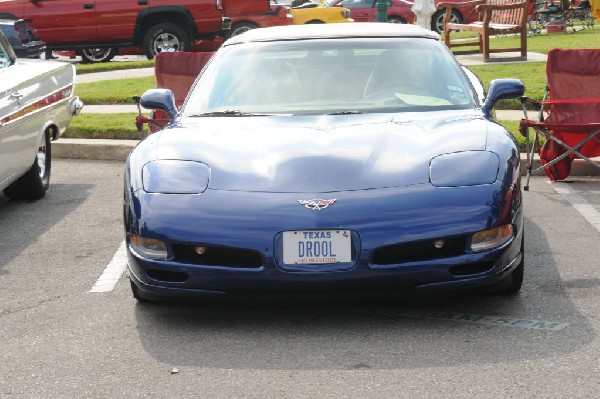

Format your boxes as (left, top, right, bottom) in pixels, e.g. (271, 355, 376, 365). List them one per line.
(436, 0, 529, 62)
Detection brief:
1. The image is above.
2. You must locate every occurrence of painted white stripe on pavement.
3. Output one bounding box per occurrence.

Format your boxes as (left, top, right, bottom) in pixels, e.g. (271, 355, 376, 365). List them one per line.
(548, 181, 600, 233)
(90, 241, 127, 293)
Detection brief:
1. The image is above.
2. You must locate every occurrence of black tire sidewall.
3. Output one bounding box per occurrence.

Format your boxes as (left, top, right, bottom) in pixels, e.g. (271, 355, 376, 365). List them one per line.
(3, 129, 51, 200)
(387, 17, 406, 24)
(39, 129, 51, 190)
(226, 22, 259, 39)
(431, 10, 462, 33)
(80, 48, 116, 63)
(143, 23, 190, 60)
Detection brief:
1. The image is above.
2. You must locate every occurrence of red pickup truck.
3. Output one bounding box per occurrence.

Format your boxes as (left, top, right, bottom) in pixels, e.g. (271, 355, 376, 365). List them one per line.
(0, 0, 288, 62)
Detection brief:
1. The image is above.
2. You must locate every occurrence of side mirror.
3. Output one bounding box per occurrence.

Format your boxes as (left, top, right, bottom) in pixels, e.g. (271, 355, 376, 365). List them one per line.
(140, 89, 178, 120)
(481, 78, 524, 119)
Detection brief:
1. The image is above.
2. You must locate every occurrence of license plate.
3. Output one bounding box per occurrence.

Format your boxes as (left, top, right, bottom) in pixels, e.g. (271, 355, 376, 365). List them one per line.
(282, 230, 351, 265)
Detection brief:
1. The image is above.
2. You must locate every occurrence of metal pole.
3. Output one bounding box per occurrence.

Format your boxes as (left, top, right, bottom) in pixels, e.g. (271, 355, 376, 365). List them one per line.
(377, 0, 388, 22)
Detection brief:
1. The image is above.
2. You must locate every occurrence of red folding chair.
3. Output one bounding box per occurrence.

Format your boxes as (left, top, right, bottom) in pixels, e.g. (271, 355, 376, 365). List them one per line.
(134, 51, 215, 136)
(520, 48, 600, 190)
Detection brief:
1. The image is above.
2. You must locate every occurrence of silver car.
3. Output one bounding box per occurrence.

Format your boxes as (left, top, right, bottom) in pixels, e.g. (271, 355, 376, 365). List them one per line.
(0, 28, 82, 200)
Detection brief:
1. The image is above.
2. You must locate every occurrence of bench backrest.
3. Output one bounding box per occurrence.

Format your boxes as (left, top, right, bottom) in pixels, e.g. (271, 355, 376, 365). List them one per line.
(483, 0, 528, 25)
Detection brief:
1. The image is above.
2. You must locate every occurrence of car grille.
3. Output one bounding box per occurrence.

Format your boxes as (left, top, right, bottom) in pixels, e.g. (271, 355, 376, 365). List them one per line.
(371, 237, 468, 265)
(171, 245, 263, 268)
(372, 237, 496, 276)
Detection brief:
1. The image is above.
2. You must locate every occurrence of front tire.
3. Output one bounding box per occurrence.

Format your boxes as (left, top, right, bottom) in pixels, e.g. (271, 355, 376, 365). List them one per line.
(143, 23, 191, 60)
(431, 9, 463, 33)
(493, 235, 525, 294)
(130, 280, 167, 304)
(79, 47, 116, 63)
(387, 16, 407, 24)
(226, 21, 259, 39)
(3, 129, 51, 200)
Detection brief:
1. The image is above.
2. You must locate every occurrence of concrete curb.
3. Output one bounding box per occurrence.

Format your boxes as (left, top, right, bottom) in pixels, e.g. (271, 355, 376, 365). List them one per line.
(53, 139, 600, 177)
(54, 139, 138, 161)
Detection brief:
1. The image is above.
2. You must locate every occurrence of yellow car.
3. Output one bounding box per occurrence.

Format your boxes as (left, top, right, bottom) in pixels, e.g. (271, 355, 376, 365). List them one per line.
(273, 0, 354, 24)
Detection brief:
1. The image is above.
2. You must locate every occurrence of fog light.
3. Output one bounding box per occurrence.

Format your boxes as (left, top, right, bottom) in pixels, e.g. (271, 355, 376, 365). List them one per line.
(194, 246, 207, 255)
(469, 225, 514, 252)
(129, 234, 168, 259)
(434, 239, 445, 249)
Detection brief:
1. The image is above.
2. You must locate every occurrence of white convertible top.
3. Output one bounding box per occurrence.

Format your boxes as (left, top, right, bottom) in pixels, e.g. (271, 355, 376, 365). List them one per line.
(223, 22, 440, 46)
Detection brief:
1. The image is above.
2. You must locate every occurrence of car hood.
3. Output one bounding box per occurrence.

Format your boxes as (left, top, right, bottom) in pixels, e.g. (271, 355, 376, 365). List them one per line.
(154, 110, 490, 193)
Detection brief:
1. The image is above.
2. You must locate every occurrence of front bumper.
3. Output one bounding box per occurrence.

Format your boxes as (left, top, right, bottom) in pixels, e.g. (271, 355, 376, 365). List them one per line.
(68, 96, 84, 116)
(125, 180, 524, 300)
(127, 229, 523, 299)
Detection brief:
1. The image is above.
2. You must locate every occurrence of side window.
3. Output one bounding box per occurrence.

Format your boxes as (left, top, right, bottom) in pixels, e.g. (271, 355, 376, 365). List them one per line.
(344, 0, 372, 8)
(0, 42, 11, 69)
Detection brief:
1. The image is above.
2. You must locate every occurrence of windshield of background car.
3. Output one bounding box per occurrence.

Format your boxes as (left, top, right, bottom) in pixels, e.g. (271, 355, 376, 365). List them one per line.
(325, 0, 374, 7)
(183, 37, 476, 116)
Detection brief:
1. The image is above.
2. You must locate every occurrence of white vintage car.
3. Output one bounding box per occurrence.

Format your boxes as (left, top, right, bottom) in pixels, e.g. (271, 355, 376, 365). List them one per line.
(0, 29, 82, 200)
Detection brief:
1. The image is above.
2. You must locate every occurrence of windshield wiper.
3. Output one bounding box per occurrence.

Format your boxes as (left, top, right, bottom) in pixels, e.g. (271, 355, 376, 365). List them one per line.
(190, 110, 267, 117)
(325, 110, 363, 115)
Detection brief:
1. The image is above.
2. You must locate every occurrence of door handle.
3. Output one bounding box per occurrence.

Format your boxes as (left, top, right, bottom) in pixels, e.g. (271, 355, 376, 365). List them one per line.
(8, 92, 23, 101)
(83, 3, 94, 9)
(138, 0, 148, 5)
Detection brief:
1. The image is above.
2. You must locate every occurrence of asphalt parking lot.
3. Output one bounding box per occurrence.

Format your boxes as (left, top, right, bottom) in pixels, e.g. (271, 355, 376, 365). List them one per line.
(0, 159, 598, 398)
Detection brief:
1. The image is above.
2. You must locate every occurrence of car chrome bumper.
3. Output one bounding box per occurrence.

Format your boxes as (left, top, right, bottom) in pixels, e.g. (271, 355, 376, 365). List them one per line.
(68, 96, 84, 116)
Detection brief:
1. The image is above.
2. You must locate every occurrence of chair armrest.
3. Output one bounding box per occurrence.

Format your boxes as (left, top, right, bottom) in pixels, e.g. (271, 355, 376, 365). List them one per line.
(520, 96, 542, 108)
(437, 0, 484, 10)
(518, 119, 533, 136)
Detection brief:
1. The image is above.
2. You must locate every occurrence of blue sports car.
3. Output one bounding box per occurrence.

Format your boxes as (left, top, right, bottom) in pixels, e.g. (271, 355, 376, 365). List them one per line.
(124, 23, 525, 302)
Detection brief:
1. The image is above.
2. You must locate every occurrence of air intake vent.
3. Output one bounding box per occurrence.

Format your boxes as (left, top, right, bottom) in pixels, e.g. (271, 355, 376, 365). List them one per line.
(172, 245, 263, 268)
(372, 237, 467, 265)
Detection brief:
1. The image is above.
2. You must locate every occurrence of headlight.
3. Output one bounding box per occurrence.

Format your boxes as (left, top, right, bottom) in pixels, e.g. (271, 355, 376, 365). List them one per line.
(429, 151, 499, 187)
(469, 225, 513, 252)
(142, 160, 209, 194)
(129, 234, 168, 259)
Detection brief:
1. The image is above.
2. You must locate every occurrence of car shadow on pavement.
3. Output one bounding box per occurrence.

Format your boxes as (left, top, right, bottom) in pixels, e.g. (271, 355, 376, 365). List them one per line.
(0, 183, 92, 273)
(132, 215, 595, 371)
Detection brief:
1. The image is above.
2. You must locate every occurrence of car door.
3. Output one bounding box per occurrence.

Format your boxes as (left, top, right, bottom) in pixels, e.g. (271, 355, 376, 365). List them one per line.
(0, 37, 32, 189)
(23, 0, 96, 45)
(0, 30, 76, 192)
(95, 0, 147, 42)
(224, 0, 270, 16)
(339, 0, 377, 22)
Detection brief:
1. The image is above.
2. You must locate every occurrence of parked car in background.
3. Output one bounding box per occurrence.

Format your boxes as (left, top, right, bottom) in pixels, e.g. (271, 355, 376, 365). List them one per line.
(327, 0, 415, 24)
(273, 0, 353, 24)
(430, 0, 479, 33)
(58, 4, 291, 63)
(0, 18, 44, 58)
(0, 28, 82, 201)
(227, 3, 293, 38)
(0, 0, 278, 62)
(127, 23, 525, 303)
(326, 0, 478, 32)
(65, 4, 291, 62)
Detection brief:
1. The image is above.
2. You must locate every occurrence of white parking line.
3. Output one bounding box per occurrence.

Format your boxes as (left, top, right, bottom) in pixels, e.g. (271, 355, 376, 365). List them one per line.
(90, 241, 127, 293)
(549, 181, 600, 233)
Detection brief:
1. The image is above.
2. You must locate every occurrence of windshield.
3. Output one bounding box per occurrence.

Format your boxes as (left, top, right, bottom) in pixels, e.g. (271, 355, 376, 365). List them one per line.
(183, 38, 476, 116)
